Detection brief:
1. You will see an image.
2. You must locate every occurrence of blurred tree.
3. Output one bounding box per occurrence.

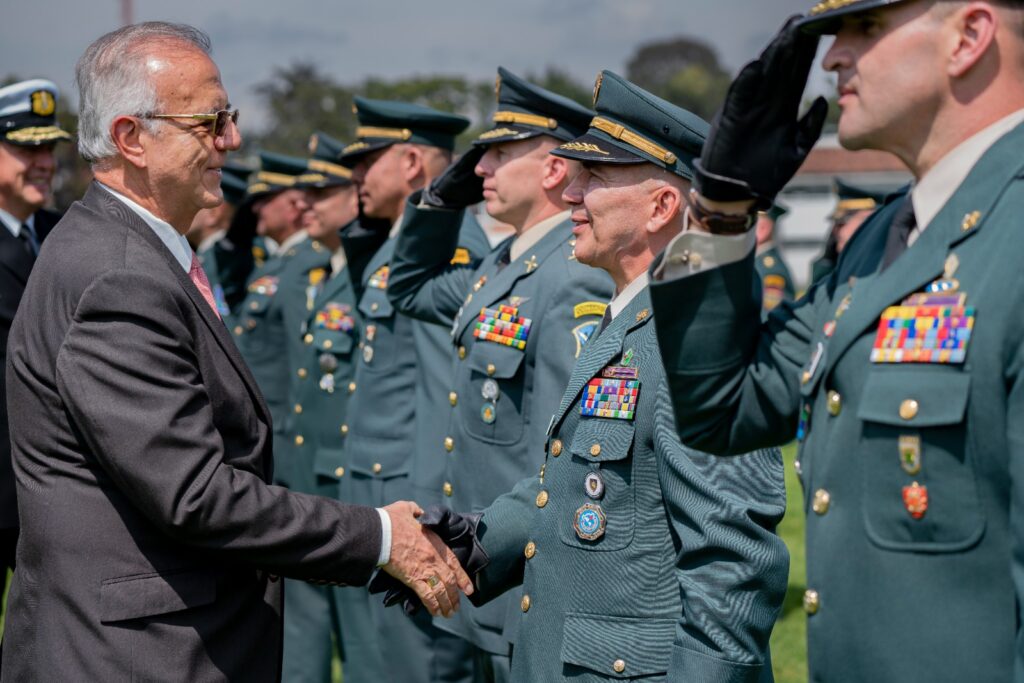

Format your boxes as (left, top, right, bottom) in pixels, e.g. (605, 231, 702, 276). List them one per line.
(625, 37, 731, 120)
(252, 63, 356, 154)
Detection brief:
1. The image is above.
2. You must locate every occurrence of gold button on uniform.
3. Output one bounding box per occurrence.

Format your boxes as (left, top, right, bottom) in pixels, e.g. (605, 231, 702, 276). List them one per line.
(550, 439, 562, 456)
(443, 482, 453, 497)
(812, 489, 831, 515)
(294, 404, 302, 414)
(372, 463, 382, 474)
(371, 302, 379, 312)
(304, 333, 313, 344)
(524, 541, 536, 559)
(348, 381, 357, 393)
(234, 326, 243, 336)
(521, 595, 531, 612)
(458, 346, 467, 360)
(803, 589, 820, 615)
(334, 467, 345, 478)
(613, 660, 626, 674)
(827, 391, 842, 416)
(294, 435, 304, 446)
(449, 392, 458, 406)
(323, 339, 333, 349)
(900, 399, 919, 420)
(250, 301, 259, 310)
(486, 363, 496, 376)
(340, 424, 349, 435)
(297, 368, 308, 379)
(444, 437, 454, 452)
(589, 443, 601, 457)
(535, 490, 548, 508)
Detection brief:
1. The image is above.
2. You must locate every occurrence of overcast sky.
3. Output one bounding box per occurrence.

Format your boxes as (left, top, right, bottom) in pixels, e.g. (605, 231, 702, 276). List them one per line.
(3, 0, 834, 131)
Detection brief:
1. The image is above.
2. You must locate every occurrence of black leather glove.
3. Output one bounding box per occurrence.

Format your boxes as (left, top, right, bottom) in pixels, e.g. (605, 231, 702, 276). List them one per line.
(368, 505, 490, 615)
(694, 16, 828, 207)
(421, 146, 486, 210)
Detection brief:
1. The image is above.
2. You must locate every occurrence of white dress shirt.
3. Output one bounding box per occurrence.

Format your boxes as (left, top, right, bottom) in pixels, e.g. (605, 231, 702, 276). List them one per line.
(0, 207, 33, 240)
(509, 210, 570, 261)
(608, 272, 650, 321)
(98, 183, 193, 272)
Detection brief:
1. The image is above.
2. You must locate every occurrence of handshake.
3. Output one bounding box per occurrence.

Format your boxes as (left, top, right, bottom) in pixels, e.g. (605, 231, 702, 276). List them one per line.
(375, 501, 489, 618)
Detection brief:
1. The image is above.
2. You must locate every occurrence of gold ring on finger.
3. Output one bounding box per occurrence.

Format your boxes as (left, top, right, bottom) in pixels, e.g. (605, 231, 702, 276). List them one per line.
(426, 575, 440, 588)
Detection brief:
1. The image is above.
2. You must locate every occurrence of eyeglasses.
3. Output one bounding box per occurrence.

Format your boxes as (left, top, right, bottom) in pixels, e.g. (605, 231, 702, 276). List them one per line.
(146, 109, 239, 137)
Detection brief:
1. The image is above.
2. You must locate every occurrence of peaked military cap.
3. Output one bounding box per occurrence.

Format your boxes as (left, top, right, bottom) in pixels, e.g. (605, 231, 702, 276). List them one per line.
(220, 163, 252, 206)
(551, 70, 709, 180)
(306, 131, 353, 187)
(0, 79, 72, 146)
(474, 67, 595, 146)
(247, 151, 310, 198)
(799, 0, 906, 35)
(339, 97, 470, 164)
(831, 178, 890, 219)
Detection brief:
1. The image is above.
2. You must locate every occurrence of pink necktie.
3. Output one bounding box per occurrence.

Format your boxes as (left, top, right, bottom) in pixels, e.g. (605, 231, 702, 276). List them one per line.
(189, 253, 222, 319)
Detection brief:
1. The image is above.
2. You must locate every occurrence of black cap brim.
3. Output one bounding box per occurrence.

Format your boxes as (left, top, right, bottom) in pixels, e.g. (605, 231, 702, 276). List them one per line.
(550, 132, 647, 165)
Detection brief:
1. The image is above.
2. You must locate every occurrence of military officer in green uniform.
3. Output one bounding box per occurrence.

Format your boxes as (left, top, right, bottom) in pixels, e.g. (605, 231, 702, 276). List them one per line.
(276, 133, 361, 683)
(809, 178, 890, 283)
(754, 203, 795, 313)
(335, 98, 489, 683)
(387, 67, 613, 681)
(649, 4, 1024, 681)
(391, 70, 788, 682)
(232, 152, 323, 489)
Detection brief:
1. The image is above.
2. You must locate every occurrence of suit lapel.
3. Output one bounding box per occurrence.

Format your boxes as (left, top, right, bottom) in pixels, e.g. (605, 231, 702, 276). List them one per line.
(84, 184, 272, 424)
(454, 220, 573, 341)
(825, 124, 1024, 372)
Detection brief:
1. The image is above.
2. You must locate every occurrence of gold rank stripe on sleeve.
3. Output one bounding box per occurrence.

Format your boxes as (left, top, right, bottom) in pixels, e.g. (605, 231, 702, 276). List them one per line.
(590, 117, 677, 164)
(492, 111, 558, 130)
(355, 126, 413, 141)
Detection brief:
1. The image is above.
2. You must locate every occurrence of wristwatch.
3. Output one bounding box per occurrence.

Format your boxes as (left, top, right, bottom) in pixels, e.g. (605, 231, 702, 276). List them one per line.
(687, 188, 757, 235)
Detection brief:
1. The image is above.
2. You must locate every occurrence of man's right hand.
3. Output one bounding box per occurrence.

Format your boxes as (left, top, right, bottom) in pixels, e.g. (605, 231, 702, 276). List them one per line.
(380, 501, 474, 618)
(421, 146, 486, 210)
(693, 15, 827, 208)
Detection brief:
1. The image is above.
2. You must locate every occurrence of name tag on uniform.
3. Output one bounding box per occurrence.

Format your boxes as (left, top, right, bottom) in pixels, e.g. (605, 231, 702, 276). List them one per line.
(474, 304, 532, 350)
(871, 292, 974, 364)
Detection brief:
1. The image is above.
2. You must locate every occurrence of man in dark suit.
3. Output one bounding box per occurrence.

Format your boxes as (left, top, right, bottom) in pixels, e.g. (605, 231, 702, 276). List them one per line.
(2, 22, 471, 681)
(0, 77, 71, 605)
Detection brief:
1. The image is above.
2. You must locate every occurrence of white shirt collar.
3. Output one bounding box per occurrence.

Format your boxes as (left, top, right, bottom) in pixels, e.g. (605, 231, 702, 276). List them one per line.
(389, 208, 407, 239)
(330, 246, 347, 278)
(277, 229, 308, 254)
(98, 183, 192, 272)
(608, 272, 650, 321)
(510, 210, 570, 262)
(912, 108, 1024, 233)
(0, 207, 32, 239)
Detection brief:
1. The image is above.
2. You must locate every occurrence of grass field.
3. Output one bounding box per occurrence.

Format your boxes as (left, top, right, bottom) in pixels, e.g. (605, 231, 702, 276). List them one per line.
(4, 443, 809, 682)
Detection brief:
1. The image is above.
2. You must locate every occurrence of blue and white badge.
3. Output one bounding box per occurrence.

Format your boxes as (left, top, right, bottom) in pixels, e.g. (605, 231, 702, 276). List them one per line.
(482, 378, 500, 401)
(574, 503, 606, 541)
(481, 401, 497, 424)
(584, 471, 605, 500)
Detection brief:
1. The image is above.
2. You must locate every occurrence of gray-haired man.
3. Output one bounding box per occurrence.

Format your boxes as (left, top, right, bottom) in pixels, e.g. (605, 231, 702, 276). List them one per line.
(2, 22, 470, 681)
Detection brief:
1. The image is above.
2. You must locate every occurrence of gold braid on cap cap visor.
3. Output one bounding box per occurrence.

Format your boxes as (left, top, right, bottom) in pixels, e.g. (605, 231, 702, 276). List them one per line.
(809, 0, 864, 15)
(308, 159, 353, 178)
(836, 198, 877, 211)
(5, 126, 71, 143)
(590, 117, 677, 165)
(355, 126, 413, 141)
(297, 173, 327, 184)
(478, 127, 523, 141)
(492, 111, 558, 130)
(250, 171, 297, 191)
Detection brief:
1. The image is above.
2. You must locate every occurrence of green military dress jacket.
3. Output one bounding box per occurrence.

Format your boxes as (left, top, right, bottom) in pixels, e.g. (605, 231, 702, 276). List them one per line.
(754, 244, 795, 315)
(473, 288, 788, 682)
(338, 216, 487, 509)
(233, 237, 330, 487)
(650, 122, 1024, 682)
(388, 204, 613, 654)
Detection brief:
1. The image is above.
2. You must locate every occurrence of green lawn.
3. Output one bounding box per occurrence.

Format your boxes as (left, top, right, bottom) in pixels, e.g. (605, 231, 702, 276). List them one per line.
(771, 442, 808, 683)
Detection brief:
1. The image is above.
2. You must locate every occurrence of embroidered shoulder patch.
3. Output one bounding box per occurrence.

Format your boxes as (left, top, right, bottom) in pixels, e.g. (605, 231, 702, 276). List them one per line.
(574, 301, 607, 319)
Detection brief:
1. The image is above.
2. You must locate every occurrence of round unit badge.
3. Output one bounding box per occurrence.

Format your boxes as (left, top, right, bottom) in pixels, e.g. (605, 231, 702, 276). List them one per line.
(319, 352, 338, 373)
(584, 471, 605, 500)
(481, 401, 497, 424)
(319, 374, 335, 393)
(573, 503, 606, 541)
(482, 378, 500, 401)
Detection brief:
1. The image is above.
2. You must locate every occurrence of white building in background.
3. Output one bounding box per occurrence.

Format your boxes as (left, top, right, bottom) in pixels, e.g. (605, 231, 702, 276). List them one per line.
(776, 134, 911, 292)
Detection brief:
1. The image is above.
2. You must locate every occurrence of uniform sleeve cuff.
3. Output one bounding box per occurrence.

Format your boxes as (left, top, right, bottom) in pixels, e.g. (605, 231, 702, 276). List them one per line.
(376, 507, 392, 567)
(654, 211, 755, 281)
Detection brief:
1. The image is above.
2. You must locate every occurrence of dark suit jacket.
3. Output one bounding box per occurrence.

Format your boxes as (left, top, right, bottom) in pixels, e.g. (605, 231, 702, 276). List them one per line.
(2, 183, 381, 681)
(0, 208, 59, 531)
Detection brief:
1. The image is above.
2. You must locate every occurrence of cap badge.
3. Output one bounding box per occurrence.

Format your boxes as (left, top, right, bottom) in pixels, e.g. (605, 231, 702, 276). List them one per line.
(30, 90, 55, 117)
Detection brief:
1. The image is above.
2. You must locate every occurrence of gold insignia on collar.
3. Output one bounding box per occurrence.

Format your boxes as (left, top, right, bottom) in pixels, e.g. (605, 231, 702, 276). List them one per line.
(559, 141, 610, 156)
(592, 72, 603, 108)
(450, 247, 471, 265)
(524, 255, 538, 273)
(636, 308, 650, 322)
(961, 211, 981, 232)
(30, 90, 55, 116)
(308, 134, 319, 154)
(944, 253, 960, 279)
